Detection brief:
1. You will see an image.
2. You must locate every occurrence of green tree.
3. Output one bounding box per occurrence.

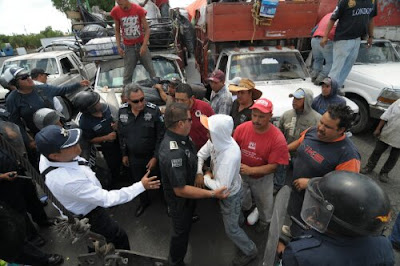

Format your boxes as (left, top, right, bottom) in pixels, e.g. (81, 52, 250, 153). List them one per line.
(51, 0, 115, 13)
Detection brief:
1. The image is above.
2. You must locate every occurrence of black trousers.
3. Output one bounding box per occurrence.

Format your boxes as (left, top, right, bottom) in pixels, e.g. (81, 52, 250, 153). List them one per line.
(168, 201, 195, 266)
(367, 140, 400, 174)
(85, 207, 130, 250)
(5, 240, 49, 266)
(101, 141, 122, 183)
(128, 156, 152, 206)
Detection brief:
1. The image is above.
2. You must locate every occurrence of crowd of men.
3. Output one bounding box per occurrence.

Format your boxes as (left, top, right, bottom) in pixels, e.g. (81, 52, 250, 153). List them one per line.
(0, 0, 399, 265)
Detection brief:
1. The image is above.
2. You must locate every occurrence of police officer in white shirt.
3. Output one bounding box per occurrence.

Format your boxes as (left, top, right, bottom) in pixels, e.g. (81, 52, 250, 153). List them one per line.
(35, 125, 160, 250)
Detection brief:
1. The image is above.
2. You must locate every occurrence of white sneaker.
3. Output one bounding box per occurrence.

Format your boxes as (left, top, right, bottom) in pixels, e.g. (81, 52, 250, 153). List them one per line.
(282, 225, 292, 238)
(247, 207, 259, 225)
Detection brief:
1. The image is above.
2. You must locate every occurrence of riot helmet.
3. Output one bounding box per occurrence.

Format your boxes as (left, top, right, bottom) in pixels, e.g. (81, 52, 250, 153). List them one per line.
(33, 108, 64, 130)
(301, 171, 391, 237)
(73, 91, 107, 114)
(2, 66, 29, 86)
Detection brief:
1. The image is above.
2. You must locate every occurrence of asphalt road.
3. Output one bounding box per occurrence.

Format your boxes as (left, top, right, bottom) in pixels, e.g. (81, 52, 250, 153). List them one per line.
(30, 58, 400, 265)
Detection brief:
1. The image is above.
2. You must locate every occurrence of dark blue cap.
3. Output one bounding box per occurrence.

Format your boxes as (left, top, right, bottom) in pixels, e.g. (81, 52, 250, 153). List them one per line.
(35, 125, 81, 156)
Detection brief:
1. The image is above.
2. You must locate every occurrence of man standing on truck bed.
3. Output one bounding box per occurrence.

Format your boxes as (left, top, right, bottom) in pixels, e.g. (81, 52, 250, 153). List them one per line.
(111, 0, 156, 85)
(320, 0, 377, 89)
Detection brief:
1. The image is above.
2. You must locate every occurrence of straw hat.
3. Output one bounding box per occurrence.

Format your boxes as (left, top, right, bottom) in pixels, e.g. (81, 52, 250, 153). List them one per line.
(228, 78, 262, 100)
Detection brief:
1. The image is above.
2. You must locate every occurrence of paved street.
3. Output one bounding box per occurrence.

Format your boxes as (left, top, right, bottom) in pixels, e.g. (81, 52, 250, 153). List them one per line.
(32, 59, 400, 265)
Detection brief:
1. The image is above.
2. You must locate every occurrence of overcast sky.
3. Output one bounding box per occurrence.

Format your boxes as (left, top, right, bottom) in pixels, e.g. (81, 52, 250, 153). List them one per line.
(0, 0, 196, 35)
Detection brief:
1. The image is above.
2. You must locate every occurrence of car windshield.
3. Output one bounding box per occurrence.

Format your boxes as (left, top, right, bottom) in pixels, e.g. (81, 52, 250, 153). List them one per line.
(96, 57, 180, 89)
(356, 42, 400, 64)
(229, 52, 307, 81)
(2, 58, 59, 75)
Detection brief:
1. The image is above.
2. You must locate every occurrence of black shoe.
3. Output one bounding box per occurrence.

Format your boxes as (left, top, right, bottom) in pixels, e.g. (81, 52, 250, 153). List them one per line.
(28, 234, 46, 247)
(135, 203, 149, 217)
(45, 254, 64, 265)
(192, 214, 200, 223)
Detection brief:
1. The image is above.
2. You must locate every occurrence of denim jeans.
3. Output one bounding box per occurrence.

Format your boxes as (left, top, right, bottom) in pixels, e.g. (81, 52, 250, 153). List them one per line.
(328, 38, 361, 88)
(366, 140, 400, 174)
(274, 164, 287, 189)
(159, 3, 170, 18)
(389, 212, 400, 245)
(219, 190, 257, 256)
(241, 174, 274, 225)
(311, 37, 333, 78)
(123, 44, 156, 85)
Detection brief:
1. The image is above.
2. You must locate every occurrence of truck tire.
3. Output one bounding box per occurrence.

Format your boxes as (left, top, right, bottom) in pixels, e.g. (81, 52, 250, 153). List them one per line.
(350, 97, 370, 134)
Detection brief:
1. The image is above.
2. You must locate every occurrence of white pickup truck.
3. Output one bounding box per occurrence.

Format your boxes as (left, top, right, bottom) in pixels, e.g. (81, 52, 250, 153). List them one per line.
(0, 50, 96, 102)
(342, 39, 400, 133)
(214, 46, 358, 126)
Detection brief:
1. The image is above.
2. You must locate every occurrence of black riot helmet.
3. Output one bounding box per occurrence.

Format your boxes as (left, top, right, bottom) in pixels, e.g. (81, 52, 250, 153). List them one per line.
(73, 91, 101, 114)
(301, 171, 391, 237)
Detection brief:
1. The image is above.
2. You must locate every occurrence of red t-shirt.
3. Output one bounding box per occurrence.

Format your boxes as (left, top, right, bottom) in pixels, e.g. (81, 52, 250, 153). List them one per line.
(155, 0, 169, 8)
(190, 99, 215, 151)
(110, 4, 147, 46)
(313, 12, 336, 40)
(233, 121, 289, 169)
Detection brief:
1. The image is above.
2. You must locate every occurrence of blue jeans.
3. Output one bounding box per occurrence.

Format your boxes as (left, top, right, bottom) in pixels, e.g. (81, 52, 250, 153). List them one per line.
(274, 164, 287, 189)
(220, 190, 257, 256)
(159, 3, 170, 18)
(311, 37, 333, 78)
(123, 44, 156, 85)
(328, 38, 361, 88)
(389, 212, 400, 245)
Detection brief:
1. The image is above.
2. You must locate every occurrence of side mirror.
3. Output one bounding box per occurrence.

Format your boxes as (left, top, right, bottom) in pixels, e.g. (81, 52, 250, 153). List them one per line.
(70, 68, 79, 74)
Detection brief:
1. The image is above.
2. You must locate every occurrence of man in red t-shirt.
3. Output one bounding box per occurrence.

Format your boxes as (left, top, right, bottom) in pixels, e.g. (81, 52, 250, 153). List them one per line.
(111, 0, 156, 85)
(174, 84, 214, 151)
(233, 98, 289, 232)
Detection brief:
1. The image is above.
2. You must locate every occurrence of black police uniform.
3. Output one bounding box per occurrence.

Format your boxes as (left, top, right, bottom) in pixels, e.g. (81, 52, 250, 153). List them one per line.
(158, 130, 198, 266)
(79, 105, 121, 185)
(118, 102, 165, 205)
(282, 230, 395, 266)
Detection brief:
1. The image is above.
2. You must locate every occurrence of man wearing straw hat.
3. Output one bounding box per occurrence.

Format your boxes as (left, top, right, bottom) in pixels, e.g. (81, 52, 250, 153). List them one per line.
(229, 78, 262, 129)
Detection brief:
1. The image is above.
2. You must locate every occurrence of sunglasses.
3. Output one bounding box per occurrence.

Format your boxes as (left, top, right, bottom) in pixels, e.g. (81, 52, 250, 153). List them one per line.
(18, 75, 30, 81)
(129, 97, 145, 104)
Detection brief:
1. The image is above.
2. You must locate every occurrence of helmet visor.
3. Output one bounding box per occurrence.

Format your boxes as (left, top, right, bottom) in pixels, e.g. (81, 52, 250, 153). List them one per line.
(301, 177, 335, 233)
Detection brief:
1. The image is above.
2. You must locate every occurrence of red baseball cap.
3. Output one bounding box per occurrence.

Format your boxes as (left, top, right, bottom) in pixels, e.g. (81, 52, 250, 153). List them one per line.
(250, 98, 273, 113)
(207, 70, 225, 82)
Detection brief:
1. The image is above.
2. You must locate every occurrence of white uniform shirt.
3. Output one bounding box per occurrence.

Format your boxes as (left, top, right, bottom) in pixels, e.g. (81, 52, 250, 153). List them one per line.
(39, 155, 145, 216)
(379, 99, 400, 149)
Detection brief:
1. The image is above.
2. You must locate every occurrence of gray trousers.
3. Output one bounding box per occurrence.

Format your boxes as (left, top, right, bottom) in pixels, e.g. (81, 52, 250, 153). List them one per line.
(219, 190, 257, 256)
(241, 174, 274, 226)
(123, 43, 156, 85)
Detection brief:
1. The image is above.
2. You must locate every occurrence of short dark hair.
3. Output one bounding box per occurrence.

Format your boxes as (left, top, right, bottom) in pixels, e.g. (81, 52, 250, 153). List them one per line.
(164, 102, 189, 129)
(123, 83, 143, 98)
(327, 104, 354, 130)
(175, 83, 194, 98)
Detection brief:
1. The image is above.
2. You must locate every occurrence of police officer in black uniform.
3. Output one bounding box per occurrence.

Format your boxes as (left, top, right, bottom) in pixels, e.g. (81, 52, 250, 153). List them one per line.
(281, 171, 394, 266)
(118, 84, 165, 217)
(158, 102, 229, 266)
(73, 91, 122, 187)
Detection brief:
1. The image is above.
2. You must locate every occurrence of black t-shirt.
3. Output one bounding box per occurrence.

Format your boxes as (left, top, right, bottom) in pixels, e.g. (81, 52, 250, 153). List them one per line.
(331, 0, 377, 41)
(230, 100, 253, 129)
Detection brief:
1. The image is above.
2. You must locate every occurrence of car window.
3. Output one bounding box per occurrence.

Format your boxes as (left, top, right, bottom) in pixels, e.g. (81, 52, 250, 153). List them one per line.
(229, 52, 307, 81)
(60, 57, 75, 74)
(356, 42, 400, 64)
(2, 58, 59, 75)
(96, 57, 180, 89)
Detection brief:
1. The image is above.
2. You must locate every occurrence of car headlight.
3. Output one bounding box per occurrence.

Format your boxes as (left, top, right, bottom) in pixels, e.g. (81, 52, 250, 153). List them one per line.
(377, 87, 400, 105)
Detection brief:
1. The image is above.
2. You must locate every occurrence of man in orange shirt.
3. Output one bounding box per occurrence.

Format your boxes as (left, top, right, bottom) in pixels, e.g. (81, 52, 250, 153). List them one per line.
(286, 104, 360, 237)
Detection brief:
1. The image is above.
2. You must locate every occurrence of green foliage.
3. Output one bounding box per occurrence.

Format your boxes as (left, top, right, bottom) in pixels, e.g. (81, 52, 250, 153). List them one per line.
(0, 27, 69, 50)
(51, 0, 115, 13)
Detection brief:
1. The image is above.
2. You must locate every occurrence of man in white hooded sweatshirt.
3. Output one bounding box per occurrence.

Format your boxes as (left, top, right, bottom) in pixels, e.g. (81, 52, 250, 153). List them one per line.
(196, 114, 258, 266)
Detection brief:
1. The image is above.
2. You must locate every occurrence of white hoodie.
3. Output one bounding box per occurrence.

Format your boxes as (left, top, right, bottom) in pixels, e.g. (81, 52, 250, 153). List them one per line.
(197, 114, 241, 196)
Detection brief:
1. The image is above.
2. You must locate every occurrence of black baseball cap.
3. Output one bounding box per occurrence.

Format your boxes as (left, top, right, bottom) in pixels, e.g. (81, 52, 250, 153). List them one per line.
(35, 125, 81, 156)
(30, 68, 50, 79)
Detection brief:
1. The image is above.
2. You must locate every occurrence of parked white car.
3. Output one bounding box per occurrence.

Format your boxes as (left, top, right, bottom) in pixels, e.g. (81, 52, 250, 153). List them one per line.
(342, 39, 400, 133)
